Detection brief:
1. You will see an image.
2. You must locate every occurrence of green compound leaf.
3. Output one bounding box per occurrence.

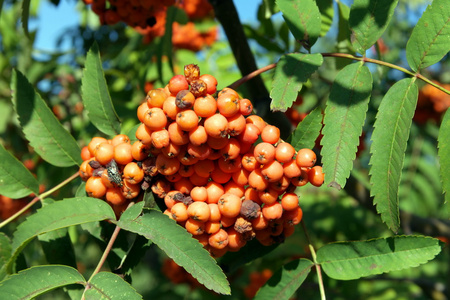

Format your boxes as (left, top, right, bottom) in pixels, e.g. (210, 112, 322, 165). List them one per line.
(270, 53, 323, 112)
(286, 106, 323, 150)
(321, 62, 372, 190)
(118, 207, 230, 295)
(438, 108, 450, 217)
(276, 0, 321, 48)
(317, 0, 334, 37)
(0, 143, 39, 199)
(82, 42, 121, 136)
(317, 235, 443, 280)
(254, 259, 314, 300)
(6, 197, 116, 274)
(0, 265, 85, 299)
(369, 78, 418, 233)
(0, 233, 11, 281)
(406, 0, 450, 72)
(83, 272, 142, 300)
(11, 69, 82, 167)
(349, 0, 399, 54)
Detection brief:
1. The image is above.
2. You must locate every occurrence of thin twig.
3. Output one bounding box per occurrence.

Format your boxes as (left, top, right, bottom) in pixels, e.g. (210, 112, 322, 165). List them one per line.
(228, 52, 450, 95)
(301, 220, 327, 300)
(0, 171, 80, 228)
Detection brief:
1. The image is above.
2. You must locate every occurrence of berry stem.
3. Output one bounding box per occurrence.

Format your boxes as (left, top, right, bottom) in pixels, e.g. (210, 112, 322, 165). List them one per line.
(228, 52, 450, 95)
(0, 172, 80, 229)
(87, 224, 122, 283)
(302, 220, 327, 300)
(86, 201, 135, 284)
(0, 196, 40, 229)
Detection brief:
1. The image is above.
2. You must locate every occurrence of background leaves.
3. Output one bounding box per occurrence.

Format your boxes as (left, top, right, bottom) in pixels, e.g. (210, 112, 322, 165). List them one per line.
(316, 236, 443, 280)
(0, 143, 39, 199)
(270, 53, 323, 112)
(406, 0, 450, 72)
(276, 0, 321, 49)
(11, 69, 82, 167)
(349, 0, 399, 54)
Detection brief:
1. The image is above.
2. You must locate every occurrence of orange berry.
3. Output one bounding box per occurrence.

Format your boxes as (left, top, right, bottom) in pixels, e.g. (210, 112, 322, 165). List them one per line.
(143, 107, 167, 130)
(111, 134, 131, 147)
(217, 92, 240, 117)
(123, 162, 144, 184)
(254, 142, 276, 164)
(176, 109, 199, 131)
(204, 114, 229, 138)
(296, 148, 317, 168)
(190, 186, 208, 202)
(187, 201, 210, 222)
(262, 202, 283, 220)
(218, 193, 242, 218)
(156, 154, 180, 176)
(308, 165, 324, 187)
(193, 95, 217, 118)
(185, 219, 206, 235)
(208, 229, 229, 249)
(114, 142, 133, 165)
(281, 192, 299, 211)
(105, 187, 127, 205)
(85, 176, 107, 198)
(261, 125, 280, 144)
(94, 142, 115, 165)
(275, 142, 295, 163)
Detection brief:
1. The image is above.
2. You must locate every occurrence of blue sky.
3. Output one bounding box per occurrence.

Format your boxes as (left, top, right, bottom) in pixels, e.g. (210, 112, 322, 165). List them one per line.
(32, 0, 261, 52)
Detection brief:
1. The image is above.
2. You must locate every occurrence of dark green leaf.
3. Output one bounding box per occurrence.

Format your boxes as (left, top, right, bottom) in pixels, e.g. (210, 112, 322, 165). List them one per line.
(118, 209, 230, 295)
(438, 107, 450, 217)
(81, 43, 121, 136)
(337, 2, 351, 43)
(276, 0, 322, 48)
(286, 106, 323, 150)
(38, 199, 77, 268)
(349, 0, 398, 54)
(11, 69, 82, 167)
(0, 265, 85, 299)
(84, 272, 142, 300)
(317, 236, 443, 280)
(406, 0, 450, 72)
(0, 143, 39, 199)
(316, 0, 334, 37)
(75, 182, 87, 198)
(254, 259, 313, 300)
(116, 235, 152, 277)
(321, 62, 372, 190)
(0, 0, 4, 19)
(0, 233, 11, 281)
(127, 123, 140, 143)
(369, 78, 418, 232)
(6, 197, 116, 274)
(21, 0, 30, 37)
(270, 53, 323, 112)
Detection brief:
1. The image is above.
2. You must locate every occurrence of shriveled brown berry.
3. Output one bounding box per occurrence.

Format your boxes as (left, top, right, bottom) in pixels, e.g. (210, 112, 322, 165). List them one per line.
(190, 79, 207, 98)
(141, 157, 158, 177)
(175, 90, 195, 109)
(234, 216, 253, 234)
(184, 64, 200, 84)
(240, 199, 261, 220)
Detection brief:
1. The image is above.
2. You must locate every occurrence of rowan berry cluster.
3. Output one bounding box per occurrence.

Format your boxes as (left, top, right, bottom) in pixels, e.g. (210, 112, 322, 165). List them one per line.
(84, 0, 217, 52)
(80, 64, 324, 256)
